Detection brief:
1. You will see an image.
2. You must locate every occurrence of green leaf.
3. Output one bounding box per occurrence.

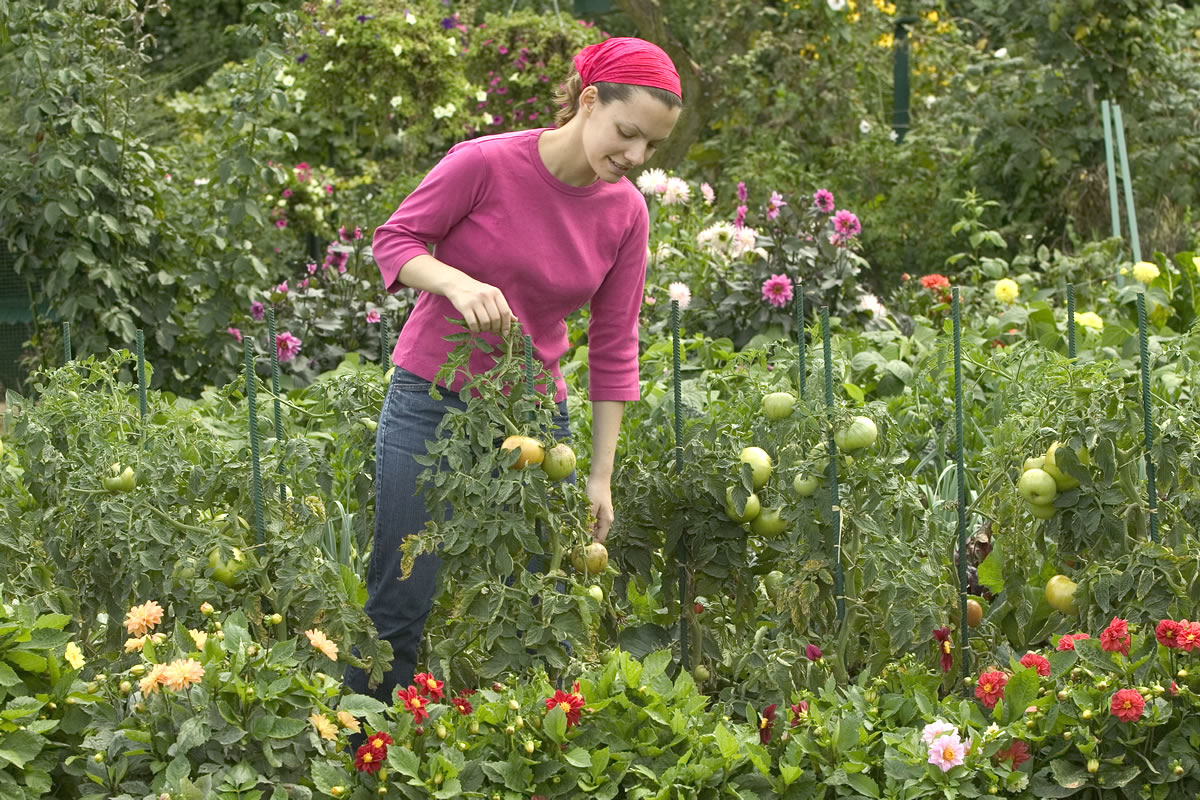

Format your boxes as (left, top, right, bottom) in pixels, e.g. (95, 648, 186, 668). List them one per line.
(1048, 757, 1090, 789)
(269, 717, 307, 739)
(564, 747, 591, 769)
(387, 746, 420, 778)
(0, 663, 20, 687)
(976, 543, 1005, 594)
(543, 705, 567, 744)
(32, 614, 71, 631)
(44, 202, 61, 226)
(5, 652, 46, 673)
(835, 713, 861, 753)
(713, 722, 740, 762)
(0, 730, 43, 769)
(1001, 667, 1039, 726)
(175, 717, 209, 752)
(846, 772, 879, 798)
(337, 694, 387, 717)
(310, 760, 346, 794)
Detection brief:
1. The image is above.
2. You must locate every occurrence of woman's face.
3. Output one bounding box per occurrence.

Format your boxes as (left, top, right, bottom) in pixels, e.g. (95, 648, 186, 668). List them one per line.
(579, 86, 681, 183)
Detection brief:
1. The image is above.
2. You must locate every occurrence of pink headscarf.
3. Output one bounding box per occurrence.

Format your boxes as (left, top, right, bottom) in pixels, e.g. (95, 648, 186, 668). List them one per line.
(573, 37, 682, 99)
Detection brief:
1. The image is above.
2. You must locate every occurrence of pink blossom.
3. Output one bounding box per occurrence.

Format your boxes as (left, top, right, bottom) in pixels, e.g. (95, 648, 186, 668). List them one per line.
(250, 301, 265, 320)
(734, 205, 748, 228)
(761, 274, 794, 308)
(299, 278, 310, 289)
(366, 309, 381, 323)
(276, 331, 302, 363)
(928, 733, 967, 772)
(282, 188, 293, 198)
(833, 209, 862, 237)
(813, 188, 835, 213)
(737, 181, 748, 203)
(324, 184, 334, 195)
(766, 191, 787, 221)
(275, 219, 287, 229)
(700, 183, 715, 205)
(227, 327, 243, 343)
(668, 282, 691, 310)
(339, 226, 349, 242)
(275, 281, 289, 295)
(306, 262, 318, 274)
(294, 162, 311, 182)
(354, 226, 363, 240)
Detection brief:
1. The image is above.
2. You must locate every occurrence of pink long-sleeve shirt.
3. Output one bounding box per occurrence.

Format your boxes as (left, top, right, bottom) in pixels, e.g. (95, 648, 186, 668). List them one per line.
(372, 128, 649, 403)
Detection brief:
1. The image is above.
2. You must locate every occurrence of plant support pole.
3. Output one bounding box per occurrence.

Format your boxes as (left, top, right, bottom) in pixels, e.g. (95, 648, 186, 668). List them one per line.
(1113, 104, 1142, 263)
(1066, 284, 1076, 359)
(244, 340, 266, 547)
(62, 322, 71, 363)
(135, 329, 147, 420)
(821, 308, 845, 622)
(671, 299, 690, 670)
(795, 289, 806, 401)
(951, 288, 971, 684)
(1135, 294, 1159, 543)
(1101, 100, 1121, 241)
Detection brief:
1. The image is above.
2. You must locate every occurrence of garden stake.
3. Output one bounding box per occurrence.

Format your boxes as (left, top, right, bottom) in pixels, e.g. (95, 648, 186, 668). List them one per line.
(821, 307, 845, 622)
(1113, 104, 1142, 263)
(1136, 294, 1159, 543)
(951, 289, 971, 685)
(62, 321, 71, 362)
(794, 288, 806, 401)
(380, 315, 390, 367)
(267, 308, 285, 505)
(135, 328, 147, 420)
(244, 339, 266, 547)
(671, 298, 690, 670)
(1067, 284, 1077, 359)
(1100, 101, 1121, 241)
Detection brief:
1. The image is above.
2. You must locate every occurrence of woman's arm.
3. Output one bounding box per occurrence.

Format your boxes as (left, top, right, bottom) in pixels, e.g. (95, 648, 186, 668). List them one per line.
(586, 399, 625, 542)
(396, 254, 517, 336)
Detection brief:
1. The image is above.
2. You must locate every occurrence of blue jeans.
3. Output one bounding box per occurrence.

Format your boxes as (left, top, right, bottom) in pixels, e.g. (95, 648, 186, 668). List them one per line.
(343, 367, 570, 704)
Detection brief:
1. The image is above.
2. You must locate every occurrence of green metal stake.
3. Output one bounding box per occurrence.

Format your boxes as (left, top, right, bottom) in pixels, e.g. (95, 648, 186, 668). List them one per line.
(951, 288, 971, 685)
(1101, 101, 1121, 241)
(1066, 284, 1077, 359)
(1135, 294, 1159, 543)
(380, 316, 391, 367)
(244, 340, 266, 547)
(891, 16, 918, 144)
(62, 322, 71, 362)
(795, 288, 806, 401)
(135, 329, 147, 419)
(821, 308, 845, 622)
(1113, 104, 1142, 263)
(672, 299, 690, 670)
(266, 308, 285, 505)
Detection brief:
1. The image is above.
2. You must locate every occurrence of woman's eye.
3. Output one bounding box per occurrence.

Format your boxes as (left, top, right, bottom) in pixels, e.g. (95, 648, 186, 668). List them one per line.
(619, 128, 634, 138)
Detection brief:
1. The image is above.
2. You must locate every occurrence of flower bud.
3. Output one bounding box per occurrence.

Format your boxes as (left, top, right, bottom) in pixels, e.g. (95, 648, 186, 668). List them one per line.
(1178, 669, 1189, 679)
(1174, 765, 1185, 777)
(469, 720, 480, 734)
(330, 787, 344, 797)
(119, 681, 132, 694)
(1081, 709, 1092, 720)
(1063, 731, 1072, 740)
(514, 715, 524, 729)
(508, 699, 520, 711)
(505, 725, 515, 735)
(1057, 690, 1069, 701)
(129, 664, 146, 676)
(93, 752, 105, 763)
(436, 724, 447, 739)
(434, 773, 444, 785)
(268, 613, 283, 625)
(245, 645, 258, 658)
(200, 602, 214, 616)
(523, 740, 535, 754)
(1087, 759, 1099, 774)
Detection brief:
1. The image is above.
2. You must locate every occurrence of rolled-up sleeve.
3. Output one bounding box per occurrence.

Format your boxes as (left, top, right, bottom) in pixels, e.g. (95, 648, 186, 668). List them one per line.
(586, 202, 649, 402)
(371, 142, 487, 293)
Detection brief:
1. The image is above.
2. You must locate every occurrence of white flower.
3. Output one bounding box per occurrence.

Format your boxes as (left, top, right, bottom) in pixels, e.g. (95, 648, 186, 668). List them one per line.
(293, 88, 307, 102)
(921, 720, 959, 745)
(281, 74, 295, 88)
(856, 293, 888, 317)
(668, 282, 691, 309)
(336, 34, 346, 47)
(323, 61, 334, 72)
(697, 222, 736, 254)
(700, 182, 715, 205)
(482, 112, 495, 125)
(859, 119, 872, 134)
(325, 28, 336, 38)
(827, 0, 846, 9)
(888, 129, 899, 142)
(731, 226, 759, 258)
(984, 723, 1001, 740)
(392, 43, 404, 57)
(193, 177, 210, 186)
(636, 168, 669, 196)
(923, 95, 937, 107)
(475, 89, 488, 102)
(446, 35, 459, 55)
(405, 11, 416, 24)
(432, 103, 456, 120)
(994, 47, 1008, 58)
(390, 95, 403, 109)
(661, 177, 691, 206)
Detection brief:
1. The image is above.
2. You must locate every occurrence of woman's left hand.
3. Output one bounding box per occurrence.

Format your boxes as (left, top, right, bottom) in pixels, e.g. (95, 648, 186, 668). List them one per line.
(585, 477, 614, 543)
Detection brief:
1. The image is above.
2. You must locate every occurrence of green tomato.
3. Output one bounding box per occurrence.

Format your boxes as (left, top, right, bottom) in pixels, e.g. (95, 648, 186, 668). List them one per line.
(793, 474, 820, 497)
(763, 570, 785, 601)
(762, 392, 796, 421)
(1028, 501, 1058, 519)
(1044, 441, 1081, 490)
(102, 463, 136, 493)
(693, 664, 711, 682)
(1022, 455, 1046, 472)
(1017, 468, 1058, 505)
(725, 488, 761, 523)
(540, 443, 577, 481)
(834, 416, 878, 451)
(587, 585, 604, 603)
(739, 446, 772, 489)
(1045, 574, 1078, 614)
(749, 507, 788, 538)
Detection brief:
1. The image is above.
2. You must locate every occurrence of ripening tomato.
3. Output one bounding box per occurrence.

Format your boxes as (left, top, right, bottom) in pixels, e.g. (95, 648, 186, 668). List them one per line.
(966, 598, 983, 628)
(500, 435, 545, 470)
(540, 443, 576, 481)
(1045, 574, 1078, 614)
(834, 416, 878, 451)
(570, 542, 609, 575)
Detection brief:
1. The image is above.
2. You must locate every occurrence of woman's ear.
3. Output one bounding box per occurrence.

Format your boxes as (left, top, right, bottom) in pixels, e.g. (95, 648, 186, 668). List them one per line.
(579, 85, 598, 115)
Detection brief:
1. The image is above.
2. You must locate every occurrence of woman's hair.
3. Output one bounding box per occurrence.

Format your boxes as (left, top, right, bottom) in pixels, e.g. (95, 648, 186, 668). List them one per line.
(553, 71, 683, 126)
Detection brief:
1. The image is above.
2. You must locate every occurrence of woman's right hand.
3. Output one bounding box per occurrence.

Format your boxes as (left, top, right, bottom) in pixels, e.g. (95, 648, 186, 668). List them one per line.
(444, 275, 518, 336)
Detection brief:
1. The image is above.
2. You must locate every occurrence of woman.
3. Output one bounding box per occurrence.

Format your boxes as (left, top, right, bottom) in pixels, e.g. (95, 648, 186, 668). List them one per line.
(344, 37, 683, 704)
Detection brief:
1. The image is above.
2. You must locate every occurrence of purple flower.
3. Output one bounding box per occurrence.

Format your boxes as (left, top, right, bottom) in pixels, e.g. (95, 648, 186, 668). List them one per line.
(805, 644, 822, 661)
(276, 331, 302, 363)
(356, 14, 374, 22)
(275, 281, 289, 295)
(766, 191, 787, 221)
(275, 218, 287, 229)
(761, 274, 794, 308)
(812, 188, 835, 214)
(354, 226, 363, 240)
(440, 15, 457, 29)
(227, 326, 243, 343)
(734, 205, 748, 228)
(737, 181, 748, 203)
(299, 278, 310, 289)
(306, 262, 318, 274)
(296, 52, 308, 64)
(250, 301, 265, 321)
(366, 309, 381, 323)
(339, 225, 348, 242)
